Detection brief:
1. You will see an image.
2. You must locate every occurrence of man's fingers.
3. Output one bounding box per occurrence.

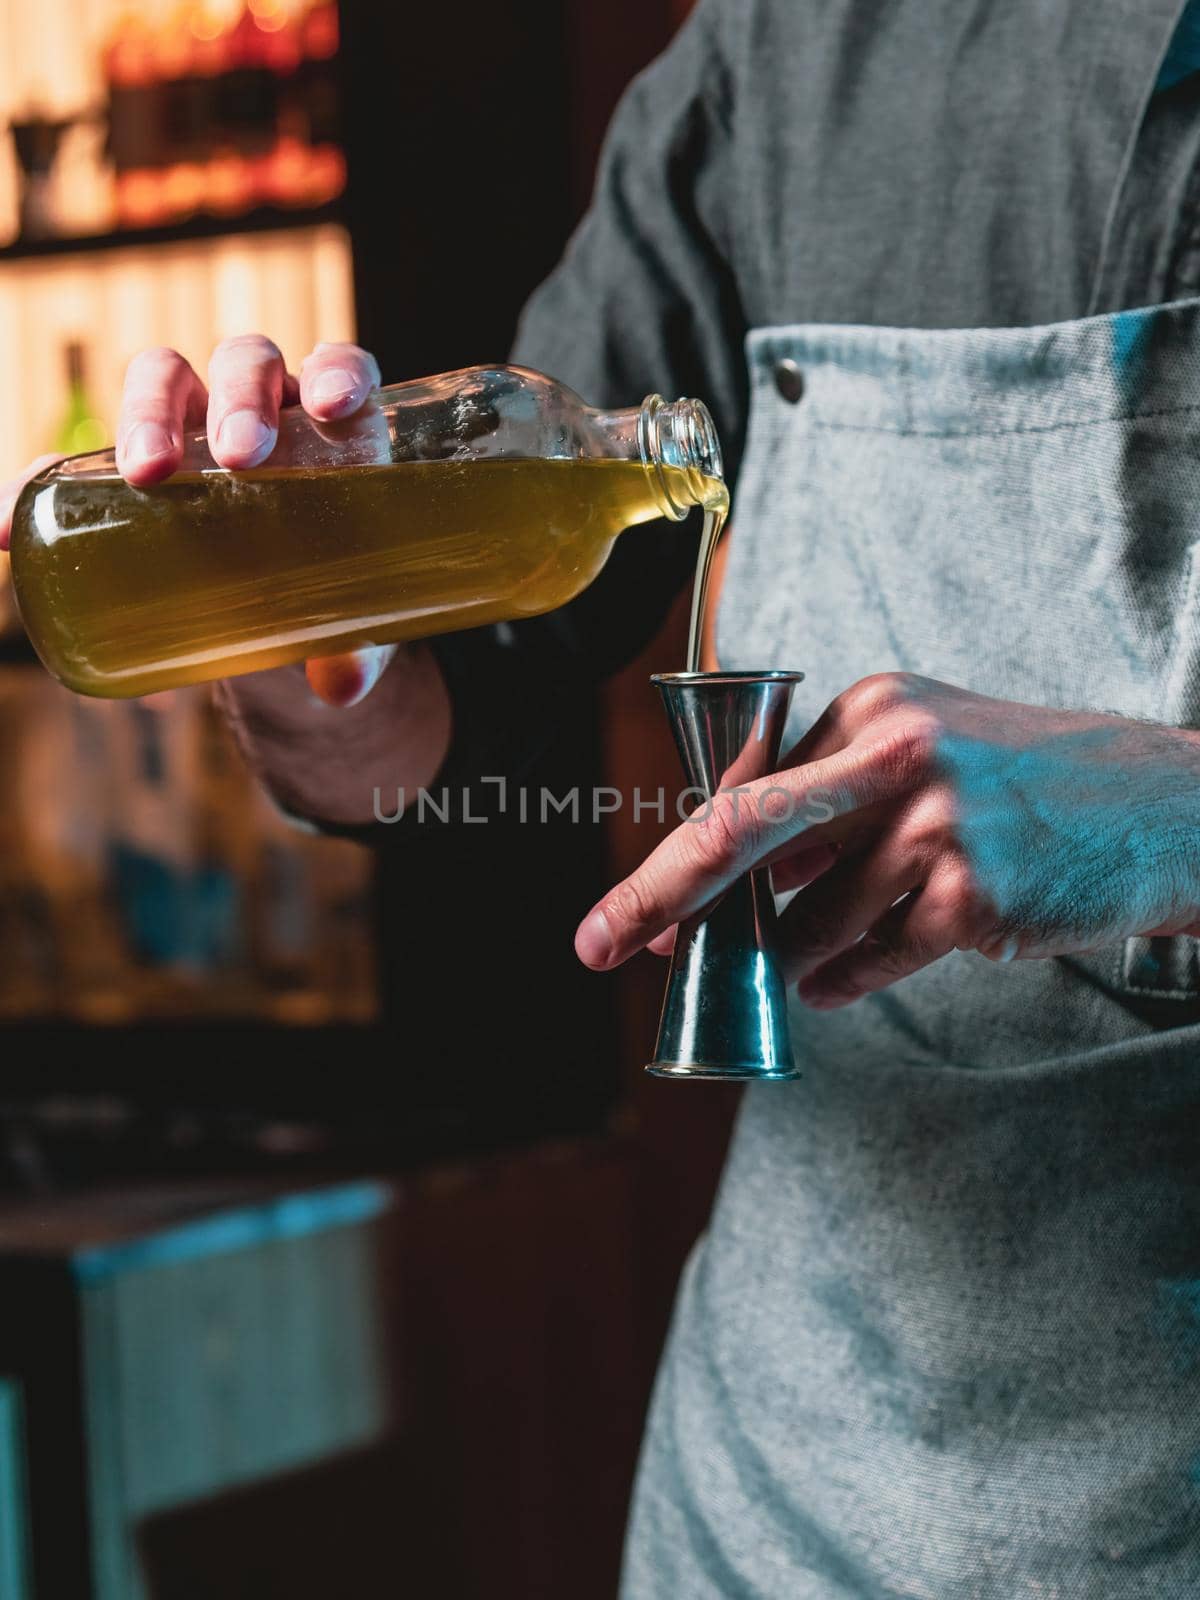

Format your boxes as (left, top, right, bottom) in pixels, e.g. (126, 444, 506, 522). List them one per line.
(769, 841, 842, 893)
(651, 841, 837, 957)
(298, 342, 381, 421)
(797, 886, 957, 1008)
(779, 672, 941, 770)
(305, 645, 398, 708)
(116, 347, 207, 485)
(574, 737, 921, 971)
(207, 334, 288, 469)
(778, 839, 921, 984)
(0, 455, 65, 551)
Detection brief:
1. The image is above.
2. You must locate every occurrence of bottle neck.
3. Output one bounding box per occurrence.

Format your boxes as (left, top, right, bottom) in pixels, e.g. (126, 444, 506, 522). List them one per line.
(592, 395, 725, 521)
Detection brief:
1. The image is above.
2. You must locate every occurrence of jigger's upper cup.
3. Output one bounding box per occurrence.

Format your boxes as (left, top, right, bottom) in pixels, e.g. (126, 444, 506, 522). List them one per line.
(647, 669, 804, 1082)
(650, 670, 805, 793)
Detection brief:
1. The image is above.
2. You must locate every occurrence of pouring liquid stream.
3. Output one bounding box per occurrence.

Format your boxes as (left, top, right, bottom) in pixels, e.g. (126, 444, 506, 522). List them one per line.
(684, 488, 730, 673)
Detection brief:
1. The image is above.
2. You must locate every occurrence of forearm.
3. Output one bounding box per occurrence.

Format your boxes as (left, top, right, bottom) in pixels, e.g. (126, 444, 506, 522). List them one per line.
(213, 642, 451, 828)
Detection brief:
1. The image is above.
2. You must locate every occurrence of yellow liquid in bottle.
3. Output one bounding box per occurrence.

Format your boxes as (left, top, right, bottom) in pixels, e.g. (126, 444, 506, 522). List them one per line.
(13, 456, 724, 698)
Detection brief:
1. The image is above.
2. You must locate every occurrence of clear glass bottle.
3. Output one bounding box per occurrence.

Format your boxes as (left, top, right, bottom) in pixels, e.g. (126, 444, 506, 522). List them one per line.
(11, 364, 725, 699)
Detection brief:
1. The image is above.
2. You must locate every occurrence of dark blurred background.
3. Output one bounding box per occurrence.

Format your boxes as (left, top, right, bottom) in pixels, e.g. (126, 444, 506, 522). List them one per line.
(0, 2, 741, 1595)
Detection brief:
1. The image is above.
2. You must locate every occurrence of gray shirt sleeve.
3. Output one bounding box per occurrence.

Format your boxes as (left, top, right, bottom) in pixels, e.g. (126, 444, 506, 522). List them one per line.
(416, 0, 747, 805)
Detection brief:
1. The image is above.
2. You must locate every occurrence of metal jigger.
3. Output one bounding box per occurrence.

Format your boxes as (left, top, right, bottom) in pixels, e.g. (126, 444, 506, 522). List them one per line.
(647, 670, 805, 1081)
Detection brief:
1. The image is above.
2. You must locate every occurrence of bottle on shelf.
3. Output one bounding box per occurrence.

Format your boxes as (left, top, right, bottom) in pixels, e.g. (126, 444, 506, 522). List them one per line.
(53, 342, 108, 457)
(97, 0, 344, 231)
(155, 2, 210, 226)
(104, 9, 154, 225)
(104, 7, 168, 228)
(185, 0, 254, 218)
(301, 0, 339, 61)
(52, 112, 117, 236)
(9, 108, 72, 239)
(220, 0, 281, 210)
(254, 0, 309, 205)
(0, 120, 23, 245)
(250, 0, 304, 77)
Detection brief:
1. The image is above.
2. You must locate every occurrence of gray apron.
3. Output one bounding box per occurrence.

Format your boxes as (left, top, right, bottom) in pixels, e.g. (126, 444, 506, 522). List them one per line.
(622, 301, 1200, 1598)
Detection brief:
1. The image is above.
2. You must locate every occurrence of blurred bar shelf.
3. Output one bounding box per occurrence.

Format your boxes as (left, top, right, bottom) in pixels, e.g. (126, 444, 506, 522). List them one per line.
(0, 201, 346, 262)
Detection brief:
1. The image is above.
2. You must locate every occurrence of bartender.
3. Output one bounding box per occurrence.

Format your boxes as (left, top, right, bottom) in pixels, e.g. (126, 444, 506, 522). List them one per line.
(6, 0, 1200, 1592)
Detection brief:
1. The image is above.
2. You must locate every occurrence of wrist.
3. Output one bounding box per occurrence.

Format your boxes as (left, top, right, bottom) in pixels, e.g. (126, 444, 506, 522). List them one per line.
(214, 642, 452, 827)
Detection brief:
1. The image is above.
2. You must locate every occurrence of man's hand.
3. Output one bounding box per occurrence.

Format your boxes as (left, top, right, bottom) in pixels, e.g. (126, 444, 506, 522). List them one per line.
(1, 335, 453, 824)
(0, 335, 394, 709)
(575, 673, 1200, 1008)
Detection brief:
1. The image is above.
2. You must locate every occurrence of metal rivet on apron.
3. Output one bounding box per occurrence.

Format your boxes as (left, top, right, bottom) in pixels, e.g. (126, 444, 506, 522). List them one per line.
(774, 358, 805, 403)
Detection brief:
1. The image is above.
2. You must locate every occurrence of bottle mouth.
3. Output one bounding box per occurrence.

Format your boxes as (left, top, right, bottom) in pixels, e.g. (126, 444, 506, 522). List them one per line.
(638, 394, 725, 520)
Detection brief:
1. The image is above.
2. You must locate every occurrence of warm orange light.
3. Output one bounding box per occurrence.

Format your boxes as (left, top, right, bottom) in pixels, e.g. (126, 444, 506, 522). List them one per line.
(205, 152, 256, 215)
(302, 2, 339, 60)
(190, 9, 224, 41)
(162, 163, 207, 219)
(117, 171, 167, 228)
(104, 13, 156, 88)
(307, 146, 346, 205)
(262, 136, 311, 206)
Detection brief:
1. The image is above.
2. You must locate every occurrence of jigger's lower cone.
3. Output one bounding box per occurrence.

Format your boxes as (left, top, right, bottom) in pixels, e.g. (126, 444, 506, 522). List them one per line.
(647, 670, 804, 1081)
